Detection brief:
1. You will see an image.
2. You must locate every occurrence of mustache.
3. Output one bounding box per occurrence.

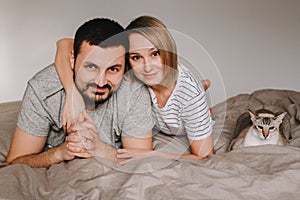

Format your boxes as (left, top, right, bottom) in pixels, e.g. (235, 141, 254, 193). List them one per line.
(82, 83, 112, 92)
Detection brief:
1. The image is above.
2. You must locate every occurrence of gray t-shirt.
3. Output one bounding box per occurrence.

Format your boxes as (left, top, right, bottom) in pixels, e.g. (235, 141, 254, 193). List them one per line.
(17, 64, 154, 148)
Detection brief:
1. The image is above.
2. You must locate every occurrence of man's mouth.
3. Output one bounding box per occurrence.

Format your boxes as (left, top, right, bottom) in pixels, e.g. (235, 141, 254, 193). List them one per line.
(93, 86, 108, 94)
(84, 83, 112, 94)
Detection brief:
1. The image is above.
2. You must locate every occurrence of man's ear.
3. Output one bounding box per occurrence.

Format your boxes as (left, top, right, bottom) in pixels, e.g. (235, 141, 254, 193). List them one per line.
(70, 50, 75, 69)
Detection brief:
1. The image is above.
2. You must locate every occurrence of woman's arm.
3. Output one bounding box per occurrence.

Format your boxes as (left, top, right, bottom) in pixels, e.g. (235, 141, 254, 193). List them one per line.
(55, 38, 74, 94)
(55, 38, 85, 132)
(187, 135, 214, 159)
(116, 135, 214, 164)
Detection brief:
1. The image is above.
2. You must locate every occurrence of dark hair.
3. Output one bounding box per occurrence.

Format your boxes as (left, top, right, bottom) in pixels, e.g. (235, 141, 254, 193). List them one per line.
(73, 18, 129, 61)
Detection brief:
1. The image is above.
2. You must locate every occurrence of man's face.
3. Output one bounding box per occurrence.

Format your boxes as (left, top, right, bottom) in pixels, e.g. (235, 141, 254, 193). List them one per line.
(72, 41, 125, 108)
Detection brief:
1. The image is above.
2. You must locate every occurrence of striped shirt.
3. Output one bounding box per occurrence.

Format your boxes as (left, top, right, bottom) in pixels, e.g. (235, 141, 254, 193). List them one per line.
(149, 64, 212, 140)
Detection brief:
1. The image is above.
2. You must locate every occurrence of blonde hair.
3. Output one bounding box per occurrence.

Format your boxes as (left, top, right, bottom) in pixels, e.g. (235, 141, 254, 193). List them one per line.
(126, 15, 178, 82)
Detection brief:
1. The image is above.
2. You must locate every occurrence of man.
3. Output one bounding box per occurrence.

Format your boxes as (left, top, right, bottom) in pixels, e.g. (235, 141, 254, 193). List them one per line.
(5, 18, 154, 168)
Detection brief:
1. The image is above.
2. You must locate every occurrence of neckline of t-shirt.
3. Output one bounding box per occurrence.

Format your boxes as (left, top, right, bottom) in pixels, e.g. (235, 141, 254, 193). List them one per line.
(148, 64, 182, 110)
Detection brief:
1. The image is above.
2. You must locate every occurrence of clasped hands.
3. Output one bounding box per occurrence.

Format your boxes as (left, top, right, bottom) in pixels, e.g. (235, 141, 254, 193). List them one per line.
(63, 110, 99, 159)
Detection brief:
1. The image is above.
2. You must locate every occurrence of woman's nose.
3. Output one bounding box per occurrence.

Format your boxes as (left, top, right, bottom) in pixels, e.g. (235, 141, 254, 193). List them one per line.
(143, 57, 153, 73)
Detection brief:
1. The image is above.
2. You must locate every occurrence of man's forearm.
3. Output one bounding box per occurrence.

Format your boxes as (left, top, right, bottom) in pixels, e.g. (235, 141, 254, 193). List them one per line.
(10, 146, 64, 168)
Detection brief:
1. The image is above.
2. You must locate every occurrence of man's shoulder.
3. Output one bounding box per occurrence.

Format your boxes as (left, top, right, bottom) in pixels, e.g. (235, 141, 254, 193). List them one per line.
(28, 64, 64, 99)
(118, 77, 147, 94)
(29, 63, 60, 85)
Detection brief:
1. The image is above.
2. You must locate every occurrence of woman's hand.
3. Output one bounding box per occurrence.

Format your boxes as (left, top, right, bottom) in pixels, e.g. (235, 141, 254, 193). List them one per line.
(63, 87, 85, 133)
(116, 148, 155, 165)
(201, 79, 210, 91)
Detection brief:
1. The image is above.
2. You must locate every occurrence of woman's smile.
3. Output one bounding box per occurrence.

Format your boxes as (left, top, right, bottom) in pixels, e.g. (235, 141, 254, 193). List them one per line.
(142, 72, 158, 79)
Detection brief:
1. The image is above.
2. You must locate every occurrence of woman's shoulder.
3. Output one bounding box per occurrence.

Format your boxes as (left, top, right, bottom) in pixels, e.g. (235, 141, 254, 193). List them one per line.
(177, 63, 204, 95)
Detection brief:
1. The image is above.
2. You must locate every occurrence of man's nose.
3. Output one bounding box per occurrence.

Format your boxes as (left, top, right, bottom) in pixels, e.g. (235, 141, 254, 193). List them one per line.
(96, 71, 107, 86)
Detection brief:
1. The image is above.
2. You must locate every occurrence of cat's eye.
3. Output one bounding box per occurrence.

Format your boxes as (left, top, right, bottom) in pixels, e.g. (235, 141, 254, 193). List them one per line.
(269, 126, 275, 130)
(257, 125, 263, 130)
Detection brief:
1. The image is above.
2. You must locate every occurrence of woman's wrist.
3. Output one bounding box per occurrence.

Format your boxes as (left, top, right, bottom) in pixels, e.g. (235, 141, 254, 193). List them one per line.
(64, 84, 77, 96)
(94, 141, 118, 162)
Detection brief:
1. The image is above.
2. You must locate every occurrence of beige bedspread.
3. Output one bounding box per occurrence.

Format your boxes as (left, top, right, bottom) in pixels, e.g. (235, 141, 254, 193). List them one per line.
(0, 89, 300, 199)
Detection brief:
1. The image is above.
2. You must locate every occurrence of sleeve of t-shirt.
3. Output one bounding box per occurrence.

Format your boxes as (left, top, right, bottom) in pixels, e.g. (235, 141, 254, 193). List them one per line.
(121, 87, 154, 137)
(181, 91, 212, 140)
(17, 83, 51, 137)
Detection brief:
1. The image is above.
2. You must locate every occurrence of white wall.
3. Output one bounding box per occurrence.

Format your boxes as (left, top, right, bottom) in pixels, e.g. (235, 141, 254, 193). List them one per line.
(1, 0, 299, 106)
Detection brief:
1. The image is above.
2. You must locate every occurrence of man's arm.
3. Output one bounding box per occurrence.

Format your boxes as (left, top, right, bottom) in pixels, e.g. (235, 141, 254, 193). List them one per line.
(122, 130, 152, 150)
(5, 81, 68, 168)
(5, 126, 76, 168)
(5, 126, 46, 164)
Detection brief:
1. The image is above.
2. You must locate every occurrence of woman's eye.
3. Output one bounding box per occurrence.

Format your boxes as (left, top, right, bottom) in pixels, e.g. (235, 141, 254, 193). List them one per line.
(152, 51, 160, 57)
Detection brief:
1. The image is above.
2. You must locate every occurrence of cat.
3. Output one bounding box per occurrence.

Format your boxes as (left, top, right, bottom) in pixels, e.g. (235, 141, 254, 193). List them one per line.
(228, 109, 288, 151)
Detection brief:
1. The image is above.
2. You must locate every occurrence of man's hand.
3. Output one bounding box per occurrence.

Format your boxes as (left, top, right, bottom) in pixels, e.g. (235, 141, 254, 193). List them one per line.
(55, 141, 77, 161)
(66, 110, 103, 158)
(65, 132, 94, 159)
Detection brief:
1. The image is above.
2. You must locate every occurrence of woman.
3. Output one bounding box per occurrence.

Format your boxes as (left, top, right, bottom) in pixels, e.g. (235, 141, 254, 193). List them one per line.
(55, 16, 214, 164)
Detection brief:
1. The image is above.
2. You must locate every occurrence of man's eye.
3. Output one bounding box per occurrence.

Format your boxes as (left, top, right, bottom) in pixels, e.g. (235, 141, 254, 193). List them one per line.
(109, 67, 119, 72)
(86, 64, 97, 69)
(130, 56, 140, 61)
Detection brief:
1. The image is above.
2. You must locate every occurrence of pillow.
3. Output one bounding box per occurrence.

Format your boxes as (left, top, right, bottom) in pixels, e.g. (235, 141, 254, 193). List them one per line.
(0, 101, 21, 162)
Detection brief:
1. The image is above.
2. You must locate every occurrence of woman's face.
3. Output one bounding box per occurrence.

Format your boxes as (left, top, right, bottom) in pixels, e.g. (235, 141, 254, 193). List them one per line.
(128, 33, 166, 86)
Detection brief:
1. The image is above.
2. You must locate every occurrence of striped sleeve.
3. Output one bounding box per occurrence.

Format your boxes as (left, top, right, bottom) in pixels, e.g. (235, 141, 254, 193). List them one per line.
(181, 91, 212, 140)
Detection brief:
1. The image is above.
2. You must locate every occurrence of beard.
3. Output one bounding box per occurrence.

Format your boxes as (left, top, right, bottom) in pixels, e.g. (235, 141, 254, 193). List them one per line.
(77, 82, 113, 108)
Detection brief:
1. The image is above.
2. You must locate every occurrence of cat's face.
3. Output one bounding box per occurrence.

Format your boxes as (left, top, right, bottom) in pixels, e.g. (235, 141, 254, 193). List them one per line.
(249, 111, 286, 140)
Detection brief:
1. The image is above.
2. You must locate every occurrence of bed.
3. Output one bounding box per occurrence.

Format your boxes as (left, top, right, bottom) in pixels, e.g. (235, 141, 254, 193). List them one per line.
(0, 89, 300, 199)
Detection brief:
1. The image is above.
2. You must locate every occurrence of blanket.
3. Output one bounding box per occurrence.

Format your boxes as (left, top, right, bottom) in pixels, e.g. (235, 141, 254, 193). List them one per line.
(0, 89, 300, 199)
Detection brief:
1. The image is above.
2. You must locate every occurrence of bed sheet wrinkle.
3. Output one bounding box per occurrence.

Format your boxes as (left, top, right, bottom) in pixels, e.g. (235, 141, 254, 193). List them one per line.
(0, 163, 48, 200)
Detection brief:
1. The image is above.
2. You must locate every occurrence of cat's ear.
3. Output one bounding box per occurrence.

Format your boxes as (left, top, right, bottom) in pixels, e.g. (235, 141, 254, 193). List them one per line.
(248, 109, 258, 122)
(274, 112, 287, 123)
